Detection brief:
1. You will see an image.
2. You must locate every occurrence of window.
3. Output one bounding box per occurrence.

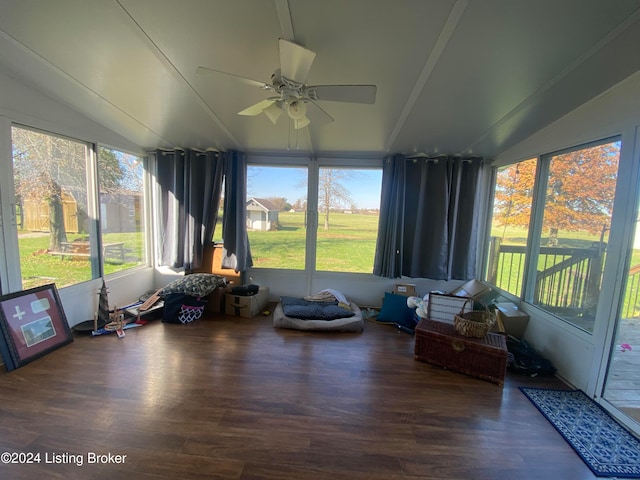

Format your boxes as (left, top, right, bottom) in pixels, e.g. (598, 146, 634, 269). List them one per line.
(97, 147, 146, 273)
(246, 165, 307, 270)
(530, 139, 620, 331)
(485, 159, 537, 297)
(10, 127, 148, 290)
(12, 125, 97, 289)
(485, 138, 620, 333)
(315, 167, 382, 273)
(246, 162, 382, 274)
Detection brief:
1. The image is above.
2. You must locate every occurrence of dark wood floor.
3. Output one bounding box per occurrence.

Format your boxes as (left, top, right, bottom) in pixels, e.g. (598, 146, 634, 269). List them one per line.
(0, 308, 597, 480)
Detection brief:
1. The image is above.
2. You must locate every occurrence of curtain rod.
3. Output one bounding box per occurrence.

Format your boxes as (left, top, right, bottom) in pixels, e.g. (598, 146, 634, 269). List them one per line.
(402, 153, 482, 164)
(151, 147, 223, 157)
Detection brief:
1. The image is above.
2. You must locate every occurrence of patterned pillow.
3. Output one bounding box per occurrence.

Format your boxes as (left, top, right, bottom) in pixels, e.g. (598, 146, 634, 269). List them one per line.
(159, 273, 226, 298)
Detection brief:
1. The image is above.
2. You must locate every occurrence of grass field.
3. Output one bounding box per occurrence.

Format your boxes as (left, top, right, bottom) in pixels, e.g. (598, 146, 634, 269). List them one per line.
(248, 211, 379, 272)
(17, 231, 144, 290)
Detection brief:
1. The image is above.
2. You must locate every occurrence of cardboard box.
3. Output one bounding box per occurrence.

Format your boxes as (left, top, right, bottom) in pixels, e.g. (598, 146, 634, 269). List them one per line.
(495, 302, 530, 339)
(191, 243, 242, 286)
(451, 279, 491, 299)
(394, 283, 417, 297)
(225, 287, 269, 318)
(204, 286, 226, 314)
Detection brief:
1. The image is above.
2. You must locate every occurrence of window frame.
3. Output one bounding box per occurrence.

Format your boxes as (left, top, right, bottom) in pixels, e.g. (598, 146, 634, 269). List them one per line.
(484, 135, 622, 334)
(6, 123, 150, 291)
(246, 153, 383, 276)
(96, 145, 150, 276)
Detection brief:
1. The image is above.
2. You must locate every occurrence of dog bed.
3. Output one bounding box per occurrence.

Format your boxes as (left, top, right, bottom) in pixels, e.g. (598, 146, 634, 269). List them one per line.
(273, 294, 364, 332)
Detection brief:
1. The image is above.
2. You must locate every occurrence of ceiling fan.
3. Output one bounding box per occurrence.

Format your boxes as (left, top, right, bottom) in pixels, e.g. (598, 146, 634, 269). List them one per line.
(196, 39, 377, 129)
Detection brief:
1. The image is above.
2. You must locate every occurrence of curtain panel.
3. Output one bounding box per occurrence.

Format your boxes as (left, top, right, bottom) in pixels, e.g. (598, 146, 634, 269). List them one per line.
(155, 149, 223, 271)
(374, 154, 484, 280)
(221, 150, 253, 272)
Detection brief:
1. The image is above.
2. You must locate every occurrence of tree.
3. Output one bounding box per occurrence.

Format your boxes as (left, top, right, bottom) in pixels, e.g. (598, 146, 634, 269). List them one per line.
(12, 127, 126, 251)
(318, 169, 355, 229)
(494, 142, 619, 245)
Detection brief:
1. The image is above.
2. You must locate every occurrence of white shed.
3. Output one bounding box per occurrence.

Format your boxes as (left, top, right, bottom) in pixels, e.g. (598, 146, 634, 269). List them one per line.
(246, 198, 279, 231)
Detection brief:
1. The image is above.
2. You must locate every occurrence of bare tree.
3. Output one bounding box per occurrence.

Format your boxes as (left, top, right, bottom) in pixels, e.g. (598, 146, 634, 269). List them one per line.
(318, 169, 354, 230)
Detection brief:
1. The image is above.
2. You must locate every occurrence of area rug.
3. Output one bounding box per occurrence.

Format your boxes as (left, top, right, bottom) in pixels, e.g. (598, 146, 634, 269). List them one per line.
(520, 387, 640, 478)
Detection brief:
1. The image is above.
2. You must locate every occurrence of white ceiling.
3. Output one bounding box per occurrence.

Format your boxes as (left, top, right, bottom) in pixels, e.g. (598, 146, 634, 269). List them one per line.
(0, 0, 639, 158)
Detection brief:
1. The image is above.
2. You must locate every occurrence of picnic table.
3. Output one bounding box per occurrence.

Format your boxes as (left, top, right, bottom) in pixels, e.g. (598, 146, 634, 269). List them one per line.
(50, 241, 126, 261)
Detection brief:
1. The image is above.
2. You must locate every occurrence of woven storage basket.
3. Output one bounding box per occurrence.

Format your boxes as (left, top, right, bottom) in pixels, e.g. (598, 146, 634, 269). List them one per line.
(454, 299, 496, 338)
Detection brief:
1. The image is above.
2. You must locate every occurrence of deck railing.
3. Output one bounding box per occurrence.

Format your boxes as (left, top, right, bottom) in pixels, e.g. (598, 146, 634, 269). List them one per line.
(486, 237, 606, 316)
(622, 264, 640, 319)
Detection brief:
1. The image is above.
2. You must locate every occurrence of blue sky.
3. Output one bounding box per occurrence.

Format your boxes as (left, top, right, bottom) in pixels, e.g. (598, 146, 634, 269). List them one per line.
(247, 166, 382, 209)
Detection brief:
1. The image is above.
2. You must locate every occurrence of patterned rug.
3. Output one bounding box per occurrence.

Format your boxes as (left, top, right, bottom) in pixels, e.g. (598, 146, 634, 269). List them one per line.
(521, 388, 640, 478)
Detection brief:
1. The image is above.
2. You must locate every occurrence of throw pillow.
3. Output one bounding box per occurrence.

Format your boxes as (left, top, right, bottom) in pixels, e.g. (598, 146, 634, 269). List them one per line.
(377, 292, 416, 328)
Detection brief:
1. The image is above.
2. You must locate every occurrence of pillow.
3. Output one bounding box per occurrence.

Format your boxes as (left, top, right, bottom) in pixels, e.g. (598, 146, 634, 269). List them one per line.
(283, 304, 355, 320)
(280, 296, 354, 320)
(158, 273, 226, 298)
(377, 292, 417, 328)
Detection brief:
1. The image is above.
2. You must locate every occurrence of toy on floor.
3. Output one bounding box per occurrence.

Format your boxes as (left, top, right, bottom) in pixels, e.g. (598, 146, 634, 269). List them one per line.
(407, 295, 428, 319)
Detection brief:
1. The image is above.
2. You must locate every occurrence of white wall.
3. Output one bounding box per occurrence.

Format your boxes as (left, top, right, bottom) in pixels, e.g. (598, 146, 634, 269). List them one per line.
(248, 268, 462, 308)
(0, 71, 155, 326)
(494, 70, 640, 391)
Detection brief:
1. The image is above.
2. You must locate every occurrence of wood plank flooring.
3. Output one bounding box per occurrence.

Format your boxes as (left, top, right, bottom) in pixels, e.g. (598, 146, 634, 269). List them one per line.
(0, 309, 598, 479)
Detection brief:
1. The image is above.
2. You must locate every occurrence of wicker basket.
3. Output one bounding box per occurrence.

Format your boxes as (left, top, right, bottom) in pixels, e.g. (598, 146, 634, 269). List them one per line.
(454, 299, 496, 338)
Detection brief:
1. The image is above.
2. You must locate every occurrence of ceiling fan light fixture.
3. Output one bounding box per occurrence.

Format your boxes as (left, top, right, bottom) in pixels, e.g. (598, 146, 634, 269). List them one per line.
(294, 116, 310, 129)
(263, 102, 283, 124)
(287, 100, 307, 120)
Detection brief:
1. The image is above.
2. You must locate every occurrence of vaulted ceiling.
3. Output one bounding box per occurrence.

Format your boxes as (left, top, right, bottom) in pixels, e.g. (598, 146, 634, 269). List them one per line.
(0, 0, 639, 157)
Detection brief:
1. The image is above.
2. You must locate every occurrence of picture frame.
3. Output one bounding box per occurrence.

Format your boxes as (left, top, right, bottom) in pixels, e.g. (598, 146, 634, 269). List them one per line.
(0, 283, 73, 372)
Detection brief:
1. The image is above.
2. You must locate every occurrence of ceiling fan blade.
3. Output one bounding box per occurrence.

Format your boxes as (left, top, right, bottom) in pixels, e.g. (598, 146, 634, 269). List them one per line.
(262, 102, 284, 124)
(196, 66, 271, 89)
(306, 101, 334, 126)
(307, 85, 377, 104)
(238, 99, 277, 116)
(279, 38, 316, 84)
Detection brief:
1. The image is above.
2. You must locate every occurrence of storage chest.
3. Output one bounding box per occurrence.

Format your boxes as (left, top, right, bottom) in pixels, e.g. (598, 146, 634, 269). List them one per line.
(414, 318, 507, 385)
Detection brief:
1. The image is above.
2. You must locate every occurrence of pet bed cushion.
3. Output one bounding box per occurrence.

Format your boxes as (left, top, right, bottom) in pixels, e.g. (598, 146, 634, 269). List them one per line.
(274, 300, 363, 332)
(280, 296, 356, 320)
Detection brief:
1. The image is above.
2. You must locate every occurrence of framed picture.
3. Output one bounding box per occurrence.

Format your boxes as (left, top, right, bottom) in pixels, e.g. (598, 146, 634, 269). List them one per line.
(0, 284, 73, 372)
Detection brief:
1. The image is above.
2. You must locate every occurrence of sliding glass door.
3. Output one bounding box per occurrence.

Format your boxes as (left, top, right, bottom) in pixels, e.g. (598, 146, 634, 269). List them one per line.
(601, 200, 640, 425)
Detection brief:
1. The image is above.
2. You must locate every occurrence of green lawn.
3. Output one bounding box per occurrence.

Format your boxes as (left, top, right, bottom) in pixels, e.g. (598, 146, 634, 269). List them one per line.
(18, 231, 144, 290)
(248, 211, 379, 272)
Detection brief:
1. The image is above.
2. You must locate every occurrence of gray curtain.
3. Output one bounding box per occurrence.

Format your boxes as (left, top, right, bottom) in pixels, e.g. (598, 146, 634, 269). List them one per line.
(156, 149, 224, 271)
(374, 154, 484, 280)
(373, 154, 407, 278)
(221, 150, 253, 272)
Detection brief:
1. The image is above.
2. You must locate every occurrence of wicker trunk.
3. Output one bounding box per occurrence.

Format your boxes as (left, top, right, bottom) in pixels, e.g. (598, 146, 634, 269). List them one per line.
(414, 318, 508, 385)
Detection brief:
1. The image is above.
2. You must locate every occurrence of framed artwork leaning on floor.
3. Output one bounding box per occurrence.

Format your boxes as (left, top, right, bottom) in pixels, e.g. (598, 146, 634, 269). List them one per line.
(0, 283, 73, 372)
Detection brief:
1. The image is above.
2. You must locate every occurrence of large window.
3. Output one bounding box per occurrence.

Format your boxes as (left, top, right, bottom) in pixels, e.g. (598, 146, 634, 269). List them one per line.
(246, 165, 308, 270)
(315, 167, 381, 273)
(531, 140, 619, 331)
(246, 162, 382, 274)
(486, 159, 537, 297)
(97, 147, 146, 273)
(11, 126, 147, 290)
(485, 138, 621, 332)
(12, 126, 97, 289)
